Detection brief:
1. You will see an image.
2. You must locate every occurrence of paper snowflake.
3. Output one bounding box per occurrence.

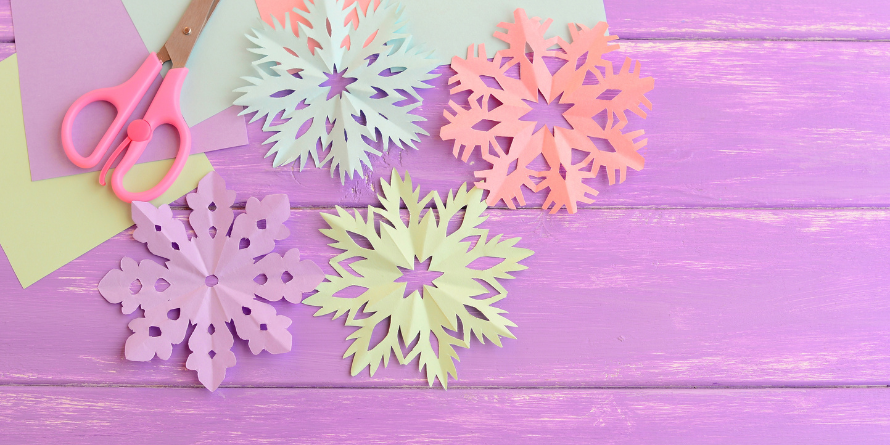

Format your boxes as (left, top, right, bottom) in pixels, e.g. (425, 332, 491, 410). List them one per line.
(441, 9, 655, 213)
(303, 170, 533, 388)
(235, 0, 439, 182)
(98, 172, 324, 391)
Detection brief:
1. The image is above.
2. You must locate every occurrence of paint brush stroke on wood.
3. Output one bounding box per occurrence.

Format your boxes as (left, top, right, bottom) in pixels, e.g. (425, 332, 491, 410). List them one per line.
(9, 0, 247, 181)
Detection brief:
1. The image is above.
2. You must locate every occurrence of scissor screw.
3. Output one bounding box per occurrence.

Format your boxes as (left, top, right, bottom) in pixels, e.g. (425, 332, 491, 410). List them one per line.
(183, 27, 192, 35)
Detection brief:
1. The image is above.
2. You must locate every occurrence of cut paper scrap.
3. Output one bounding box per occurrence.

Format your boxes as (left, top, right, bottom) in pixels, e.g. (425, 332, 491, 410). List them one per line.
(99, 172, 325, 391)
(235, 0, 439, 182)
(9, 0, 247, 181)
(122, 0, 261, 127)
(256, 0, 607, 61)
(0, 55, 214, 289)
(304, 171, 533, 388)
(441, 10, 655, 214)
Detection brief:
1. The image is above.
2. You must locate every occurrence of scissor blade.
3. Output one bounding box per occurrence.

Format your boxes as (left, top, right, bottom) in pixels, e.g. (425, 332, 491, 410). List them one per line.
(157, 0, 221, 68)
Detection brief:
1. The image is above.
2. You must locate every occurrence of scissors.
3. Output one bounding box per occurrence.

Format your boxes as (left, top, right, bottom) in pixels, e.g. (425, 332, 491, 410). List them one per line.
(61, 0, 220, 203)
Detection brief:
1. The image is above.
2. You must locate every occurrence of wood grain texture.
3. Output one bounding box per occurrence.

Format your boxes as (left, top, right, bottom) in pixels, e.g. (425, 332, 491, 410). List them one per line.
(0, 0, 9, 43)
(2, 208, 889, 388)
(205, 40, 890, 209)
(0, 42, 12, 61)
(4, 0, 890, 441)
(2, 387, 890, 445)
(606, 0, 890, 40)
(7, 27, 890, 209)
(6, 15, 890, 209)
(2, 0, 890, 42)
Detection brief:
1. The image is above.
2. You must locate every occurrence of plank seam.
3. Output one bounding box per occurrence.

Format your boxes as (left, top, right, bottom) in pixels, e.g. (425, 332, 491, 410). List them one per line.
(620, 37, 890, 42)
(0, 384, 887, 390)
(5, 38, 890, 43)
(165, 205, 890, 211)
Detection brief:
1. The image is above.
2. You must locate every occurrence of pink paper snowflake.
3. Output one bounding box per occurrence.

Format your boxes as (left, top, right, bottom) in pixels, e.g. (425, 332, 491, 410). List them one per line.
(99, 172, 324, 390)
(441, 9, 655, 214)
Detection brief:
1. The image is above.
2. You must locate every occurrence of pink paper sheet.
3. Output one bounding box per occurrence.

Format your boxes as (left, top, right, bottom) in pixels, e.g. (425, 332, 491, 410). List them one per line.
(10, 0, 248, 181)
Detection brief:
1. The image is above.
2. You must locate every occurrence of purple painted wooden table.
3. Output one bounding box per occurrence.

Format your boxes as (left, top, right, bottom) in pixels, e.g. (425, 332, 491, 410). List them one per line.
(3, 0, 890, 443)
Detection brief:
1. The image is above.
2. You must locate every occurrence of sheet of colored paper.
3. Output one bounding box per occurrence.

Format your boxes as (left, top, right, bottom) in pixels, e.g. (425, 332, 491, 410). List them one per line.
(0, 55, 215, 289)
(9, 0, 246, 182)
(122, 0, 261, 127)
(252, 0, 607, 60)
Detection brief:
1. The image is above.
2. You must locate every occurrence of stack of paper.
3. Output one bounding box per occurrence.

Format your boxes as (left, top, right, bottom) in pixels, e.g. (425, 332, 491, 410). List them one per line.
(1, 0, 261, 287)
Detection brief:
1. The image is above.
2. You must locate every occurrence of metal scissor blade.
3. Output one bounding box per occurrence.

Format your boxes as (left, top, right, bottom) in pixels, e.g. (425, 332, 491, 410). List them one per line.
(157, 0, 221, 68)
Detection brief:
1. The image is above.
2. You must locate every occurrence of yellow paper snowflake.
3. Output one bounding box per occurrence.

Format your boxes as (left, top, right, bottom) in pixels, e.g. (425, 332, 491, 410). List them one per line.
(304, 171, 533, 387)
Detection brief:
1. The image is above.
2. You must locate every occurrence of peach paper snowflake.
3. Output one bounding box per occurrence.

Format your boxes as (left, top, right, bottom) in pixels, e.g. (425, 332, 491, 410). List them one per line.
(98, 172, 324, 391)
(441, 9, 655, 214)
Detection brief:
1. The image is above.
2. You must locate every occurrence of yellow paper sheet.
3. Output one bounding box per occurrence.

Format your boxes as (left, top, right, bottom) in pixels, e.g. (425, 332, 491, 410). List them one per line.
(0, 54, 214, 288)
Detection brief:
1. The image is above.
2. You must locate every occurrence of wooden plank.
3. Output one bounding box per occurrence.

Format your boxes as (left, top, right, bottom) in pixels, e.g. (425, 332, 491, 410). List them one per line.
(204, 40, 890, 209)
(0, 42, 12, 61)
(5, 32, 890, 209)
(2, 208, 889, 387)
(606, 0, 890, 40)
(4, 36, 890, 210)
(2, 387, 890, 444)
(0, 0, 10, 44)
(2, 0, 890, 41)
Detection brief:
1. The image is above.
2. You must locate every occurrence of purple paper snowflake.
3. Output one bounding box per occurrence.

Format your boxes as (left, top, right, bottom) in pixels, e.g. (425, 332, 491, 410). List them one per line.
(99, 172, 324, 390)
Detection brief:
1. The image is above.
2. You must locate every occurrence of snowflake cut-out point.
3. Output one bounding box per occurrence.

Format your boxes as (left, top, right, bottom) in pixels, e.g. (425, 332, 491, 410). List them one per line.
(98, 172, 324, 391)
(440, 9, 655, 214)
(235, 0, 439, 183)
(303, 170, 534, 388)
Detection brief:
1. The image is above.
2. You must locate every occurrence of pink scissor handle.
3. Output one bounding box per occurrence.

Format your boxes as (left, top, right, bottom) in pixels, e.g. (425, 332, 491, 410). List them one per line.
(61, 54, 163, 168)
(101, 68, 192, 203)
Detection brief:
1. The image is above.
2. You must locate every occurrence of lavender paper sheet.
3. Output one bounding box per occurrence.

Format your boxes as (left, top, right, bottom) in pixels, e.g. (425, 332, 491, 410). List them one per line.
(10, 0, 248, 181)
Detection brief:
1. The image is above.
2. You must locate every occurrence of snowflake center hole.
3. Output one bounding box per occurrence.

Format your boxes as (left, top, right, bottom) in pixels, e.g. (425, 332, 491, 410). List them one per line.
(205, 275, 219, 287)
(395, 258, 443, 298)
(319, 67, 358, 100)
(520, 92, 574, 134)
